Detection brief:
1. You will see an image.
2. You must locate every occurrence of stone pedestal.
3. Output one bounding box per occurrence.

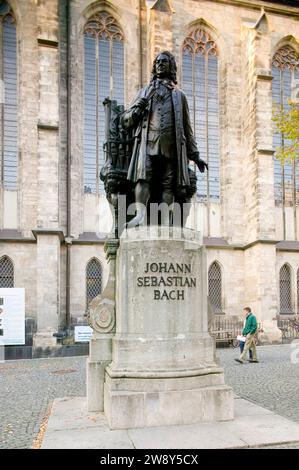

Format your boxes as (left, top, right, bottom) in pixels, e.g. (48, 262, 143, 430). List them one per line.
(87, 239, 118, 412)
(87, 333, 113, 412)
(104, 227, 233, 429)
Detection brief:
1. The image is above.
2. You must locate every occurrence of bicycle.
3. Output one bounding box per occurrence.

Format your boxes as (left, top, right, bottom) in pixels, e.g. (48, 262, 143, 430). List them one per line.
(289, 318, 299, 333)
(232, 327, 263, 348)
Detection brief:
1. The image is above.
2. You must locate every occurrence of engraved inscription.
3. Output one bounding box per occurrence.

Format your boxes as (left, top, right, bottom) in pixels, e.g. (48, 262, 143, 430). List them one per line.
(137, 263, 196, 300)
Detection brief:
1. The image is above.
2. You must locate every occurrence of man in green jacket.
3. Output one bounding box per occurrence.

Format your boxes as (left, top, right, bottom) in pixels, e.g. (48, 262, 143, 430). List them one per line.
(235, 307, 259, 364)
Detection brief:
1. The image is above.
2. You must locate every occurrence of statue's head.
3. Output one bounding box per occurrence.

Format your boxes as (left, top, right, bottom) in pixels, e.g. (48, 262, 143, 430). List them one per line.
(151, 51, 177, 84)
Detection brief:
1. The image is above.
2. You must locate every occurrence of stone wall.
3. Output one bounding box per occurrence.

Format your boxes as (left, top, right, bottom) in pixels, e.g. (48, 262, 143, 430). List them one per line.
(206, 248, 245, 316)
(70, 243, 108, 323)
(276, 250, 299, 314)
(0, 242, 37, 318)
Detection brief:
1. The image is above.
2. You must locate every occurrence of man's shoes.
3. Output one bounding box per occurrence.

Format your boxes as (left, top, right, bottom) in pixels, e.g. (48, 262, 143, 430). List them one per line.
(249, 359, 259, 363)
(235, 358, 244, 364)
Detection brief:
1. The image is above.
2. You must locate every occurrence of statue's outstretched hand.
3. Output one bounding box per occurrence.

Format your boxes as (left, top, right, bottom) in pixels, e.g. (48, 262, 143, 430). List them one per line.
(195, 158, 209, 173)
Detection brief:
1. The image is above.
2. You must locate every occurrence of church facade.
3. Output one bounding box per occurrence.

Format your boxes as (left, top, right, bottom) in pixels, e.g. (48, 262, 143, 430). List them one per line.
(0, 0, 299, 348)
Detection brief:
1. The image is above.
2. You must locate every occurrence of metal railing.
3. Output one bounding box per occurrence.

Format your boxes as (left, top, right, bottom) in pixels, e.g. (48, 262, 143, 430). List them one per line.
(277, 315, 299, 341)
(210, 315, 244, 345)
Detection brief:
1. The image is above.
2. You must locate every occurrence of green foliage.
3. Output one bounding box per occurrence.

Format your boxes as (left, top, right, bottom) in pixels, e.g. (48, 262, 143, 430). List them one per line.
(272, 100, 299, 164)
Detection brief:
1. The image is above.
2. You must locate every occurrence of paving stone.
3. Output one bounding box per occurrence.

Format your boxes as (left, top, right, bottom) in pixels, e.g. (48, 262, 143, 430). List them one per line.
(0, 344, 299, 448)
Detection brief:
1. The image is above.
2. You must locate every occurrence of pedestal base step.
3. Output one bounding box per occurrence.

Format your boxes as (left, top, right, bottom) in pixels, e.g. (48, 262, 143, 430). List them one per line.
(104, 379, 234, 429)
(41, 396, 299, 449)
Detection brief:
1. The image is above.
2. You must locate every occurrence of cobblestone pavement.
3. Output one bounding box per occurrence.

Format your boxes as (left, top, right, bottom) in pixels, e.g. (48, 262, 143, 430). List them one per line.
(0, 344, 299, 449)
(219, 343, 299, 449)
(0, 356, 86, 449)
(219, 343, 299, 423)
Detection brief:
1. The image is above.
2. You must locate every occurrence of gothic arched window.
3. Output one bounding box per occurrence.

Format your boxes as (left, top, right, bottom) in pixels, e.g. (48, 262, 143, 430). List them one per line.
(208, 261, 223, 313)
(0, 2, 18, 190)
(0, 256, 14, 287)
(272, 45, 299, 206)
(83, 12, 124, 194)
(182, 28, 219, 201)
(86, 258, 102, 310)
(279, 264, 293, 314)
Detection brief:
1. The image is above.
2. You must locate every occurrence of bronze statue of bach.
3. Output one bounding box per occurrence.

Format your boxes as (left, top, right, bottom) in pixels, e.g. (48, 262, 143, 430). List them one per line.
(121, 51, 208, 227)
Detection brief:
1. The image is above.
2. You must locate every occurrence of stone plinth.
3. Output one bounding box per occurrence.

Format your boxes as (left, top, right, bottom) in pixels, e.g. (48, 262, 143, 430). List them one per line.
(87, 239, 118, 412)
(104, 227, 234, 429)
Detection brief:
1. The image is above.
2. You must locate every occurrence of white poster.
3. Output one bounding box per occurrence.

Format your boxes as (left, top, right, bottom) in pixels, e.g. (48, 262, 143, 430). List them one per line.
(74, 325, 93, 343)
(0, 288, 25, 345)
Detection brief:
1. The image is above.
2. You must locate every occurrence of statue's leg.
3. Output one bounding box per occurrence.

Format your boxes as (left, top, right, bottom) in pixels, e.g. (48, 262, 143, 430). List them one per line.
(160, 159, 175, 226)
(161, 189, 173, 205)
(126, 180, 150, 228)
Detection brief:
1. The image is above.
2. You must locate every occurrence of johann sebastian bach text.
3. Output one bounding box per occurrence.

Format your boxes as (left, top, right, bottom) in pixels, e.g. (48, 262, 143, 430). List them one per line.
(137, 262, 196, 300)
